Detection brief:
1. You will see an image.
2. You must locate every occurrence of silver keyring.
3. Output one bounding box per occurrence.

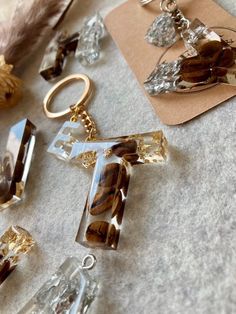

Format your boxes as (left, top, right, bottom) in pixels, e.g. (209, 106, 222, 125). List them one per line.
(81, 254, 97, 270)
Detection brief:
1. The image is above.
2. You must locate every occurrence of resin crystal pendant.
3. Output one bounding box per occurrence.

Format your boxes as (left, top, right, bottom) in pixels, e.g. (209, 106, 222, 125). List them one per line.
(48, 123, 168, 250)
(145, 13, 179, 47)
(0, 119, 36, 210)
(39, 31, 79, 81)
(75, 13, 105, 66)
(144, 19, 236, 95)
(19, 255, 98, 314)
(0, 226, 35, 285)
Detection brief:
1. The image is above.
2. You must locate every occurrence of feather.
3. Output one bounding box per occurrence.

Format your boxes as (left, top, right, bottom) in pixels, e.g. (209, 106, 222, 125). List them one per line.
(0, 0, 74, 68)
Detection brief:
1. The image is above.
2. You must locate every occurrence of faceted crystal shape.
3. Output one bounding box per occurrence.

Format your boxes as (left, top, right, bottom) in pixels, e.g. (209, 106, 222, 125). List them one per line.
(39, 32, 79, 81)
(0, 226, 35, 285)
(144, 60, 181, 95)
(0, 119, 36, 210)
(18, 257, 98, 314)
(75, 13, 105, 65)
(145, 13, 179, 47)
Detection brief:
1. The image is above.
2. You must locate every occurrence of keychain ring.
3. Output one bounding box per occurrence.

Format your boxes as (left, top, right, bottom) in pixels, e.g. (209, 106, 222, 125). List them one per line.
(43, 74, 92, 119)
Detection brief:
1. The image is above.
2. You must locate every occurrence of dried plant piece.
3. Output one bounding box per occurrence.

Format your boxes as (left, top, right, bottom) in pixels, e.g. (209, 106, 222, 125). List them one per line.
(0, 55, 22, 109)
(0, 0, 75, 68)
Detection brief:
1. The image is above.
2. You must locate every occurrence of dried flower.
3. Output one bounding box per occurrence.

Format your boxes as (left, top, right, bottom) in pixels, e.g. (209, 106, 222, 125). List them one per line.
(0, 55, 22, 109)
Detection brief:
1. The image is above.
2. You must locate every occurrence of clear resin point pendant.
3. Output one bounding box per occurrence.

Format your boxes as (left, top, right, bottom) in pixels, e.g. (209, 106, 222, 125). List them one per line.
(19, 255, 98, 314)
(0, 119, 36, 210)
(0, 226, 35, 285)
(48, 122, 168, 250)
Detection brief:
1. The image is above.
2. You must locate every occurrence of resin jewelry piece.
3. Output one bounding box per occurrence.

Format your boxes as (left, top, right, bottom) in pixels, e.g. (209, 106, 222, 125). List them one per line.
(75, 13, 105, 66)
(0, 119, 36, 210)
(18, 254, 98, 314)
(39, 13, 105, 81)
(144, 19, 236, 95)
(0, 226, 35, 285)
(39, 32, 79, 81)
(44, 75, 168, 250)
(145, 0, 189, 47)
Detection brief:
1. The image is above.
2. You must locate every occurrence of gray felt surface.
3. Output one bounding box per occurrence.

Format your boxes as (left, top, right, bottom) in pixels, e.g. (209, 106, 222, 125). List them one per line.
(0, 0, 236, 313)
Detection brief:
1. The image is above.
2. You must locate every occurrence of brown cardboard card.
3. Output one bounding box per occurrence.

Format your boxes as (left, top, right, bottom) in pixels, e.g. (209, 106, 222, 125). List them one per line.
(105, 0, 236, 125)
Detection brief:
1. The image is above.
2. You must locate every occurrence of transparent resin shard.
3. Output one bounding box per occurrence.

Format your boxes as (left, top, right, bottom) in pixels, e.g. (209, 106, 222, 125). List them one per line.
(0, 226, 34, 285)
(18, 257, 98, 314)
(0, 119, 36, 210)
(145, 13, 179, 47)
(39, 31, 79, 81)
(144, 18, 236, 95)
(75, 13, 105, 66)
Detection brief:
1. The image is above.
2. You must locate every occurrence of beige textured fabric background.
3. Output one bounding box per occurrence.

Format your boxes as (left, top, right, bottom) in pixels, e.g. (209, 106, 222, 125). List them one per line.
(0, 0, 236, 313)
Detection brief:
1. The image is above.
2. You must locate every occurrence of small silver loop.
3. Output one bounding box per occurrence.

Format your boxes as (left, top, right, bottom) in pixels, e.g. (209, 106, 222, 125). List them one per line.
(81, 254, 97, 270)
(160, 0, 178, 13)
(139, 0, 155, 6)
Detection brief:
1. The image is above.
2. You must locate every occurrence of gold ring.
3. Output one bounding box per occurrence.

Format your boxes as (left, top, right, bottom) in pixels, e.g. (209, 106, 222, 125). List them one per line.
(43, 74, 92, 119)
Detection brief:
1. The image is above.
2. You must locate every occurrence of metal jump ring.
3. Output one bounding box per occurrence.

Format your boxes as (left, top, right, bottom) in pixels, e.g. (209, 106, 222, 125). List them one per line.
(81, 254, 97, 270)
(160, 0, 178, 13)
(139, 0, 155, 6)
(43, 74, 92, 119)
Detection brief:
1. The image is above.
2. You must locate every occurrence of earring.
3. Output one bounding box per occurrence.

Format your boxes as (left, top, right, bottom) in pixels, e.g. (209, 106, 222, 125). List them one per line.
(0, 226, 35, 285)
(0, 119, 36, 210)
(44, 74, 168, 250)
(145, 0, 189, 47)
(144, 19, 236, 95)
(19, 254, 98, 314)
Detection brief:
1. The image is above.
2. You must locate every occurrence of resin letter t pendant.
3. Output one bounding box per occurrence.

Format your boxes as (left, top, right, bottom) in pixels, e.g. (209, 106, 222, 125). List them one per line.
(48, 122, 168, 250)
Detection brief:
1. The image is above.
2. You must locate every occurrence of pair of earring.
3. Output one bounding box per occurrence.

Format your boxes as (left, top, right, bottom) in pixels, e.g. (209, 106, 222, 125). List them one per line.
(39, 13, 105, 81)
(140, 0, 236, 96)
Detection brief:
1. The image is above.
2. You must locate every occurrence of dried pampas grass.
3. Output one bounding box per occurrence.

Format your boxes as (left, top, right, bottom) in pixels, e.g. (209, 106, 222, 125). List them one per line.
(0, 0, 74, 68)
(0, 56, 22, 109)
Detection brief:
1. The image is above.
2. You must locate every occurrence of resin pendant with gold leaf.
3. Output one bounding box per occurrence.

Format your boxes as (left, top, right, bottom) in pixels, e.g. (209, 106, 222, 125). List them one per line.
(0, 226, 35, 285)
(0, 119, 36, 210)
(48, 122, 168, 250)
